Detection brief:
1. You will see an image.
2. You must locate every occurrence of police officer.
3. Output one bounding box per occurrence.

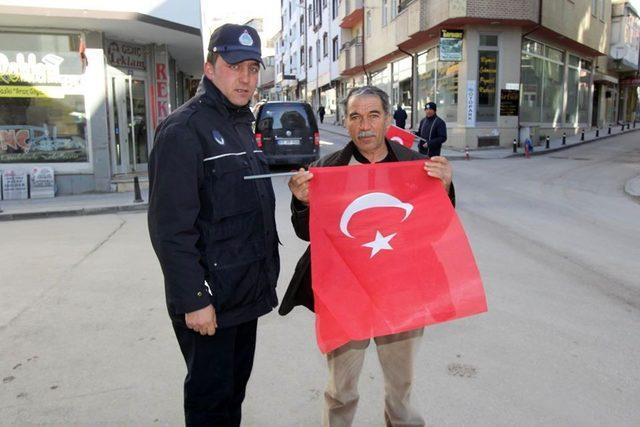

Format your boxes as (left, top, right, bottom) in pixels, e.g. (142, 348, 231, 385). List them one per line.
(415, 102, 447, 157)
(148, 24, 279, 426)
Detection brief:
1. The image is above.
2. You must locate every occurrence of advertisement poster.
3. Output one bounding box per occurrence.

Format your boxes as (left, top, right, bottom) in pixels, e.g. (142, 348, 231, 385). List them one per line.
(1, 33, 88, 164)
(439, 30, 464, 62)
(30, 166, 55, 198)
(2, 169, 28, 200)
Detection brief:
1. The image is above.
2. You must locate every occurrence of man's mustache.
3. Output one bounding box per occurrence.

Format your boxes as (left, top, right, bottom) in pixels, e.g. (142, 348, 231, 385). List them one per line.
(357, 131, 376, 139)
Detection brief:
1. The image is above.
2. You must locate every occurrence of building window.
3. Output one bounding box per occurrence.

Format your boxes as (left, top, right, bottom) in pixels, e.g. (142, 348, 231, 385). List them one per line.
(332, 36, 339, 62)
(417, 48, 458, 123)
(382, 0, 388, 26)
(316, 39, 321, 62)
(332, 0, 339, 19)
(366, 10, 372, 37)
(300, 47, 305, 66)
(300, 16, 304, 35)
(323, 0, 327, 9)
(520, 40, 565, 124)
(309, 47, 313, 67)
(391, 0, 398, 19)
(476, 35, 499, 122)
(566, 55, 592, 124)
(308, 5, 313, 26)
(323, 33, 328, 57)
(0, 32, 88, 164)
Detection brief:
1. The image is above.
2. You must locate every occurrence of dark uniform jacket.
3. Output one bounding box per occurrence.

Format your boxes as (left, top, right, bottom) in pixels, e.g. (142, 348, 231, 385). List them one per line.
(148, 76, 280, 328)
(278, 139, 455, 316)
(393, 108, 408, 129)
(415, 115, 447, 156)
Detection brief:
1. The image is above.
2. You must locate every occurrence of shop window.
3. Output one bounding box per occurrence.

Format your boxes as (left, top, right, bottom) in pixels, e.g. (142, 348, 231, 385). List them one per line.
(520, 39, 565, 124)
(566, 55, 592, 124)
(477, 50, 498, 122)
(436, 58, 459, 122)
(0, 32, 87, 163)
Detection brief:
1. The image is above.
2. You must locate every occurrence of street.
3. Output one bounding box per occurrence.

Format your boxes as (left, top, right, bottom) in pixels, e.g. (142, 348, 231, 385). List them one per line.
(1, 131, 639, 426)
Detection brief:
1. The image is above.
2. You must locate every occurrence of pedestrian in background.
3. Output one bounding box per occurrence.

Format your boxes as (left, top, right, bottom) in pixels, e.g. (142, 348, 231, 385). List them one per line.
(147, 23, 280, 426)
(415, 102, 447, 157)
(393, 103, 408, 129)
(318, 105, 326, 124)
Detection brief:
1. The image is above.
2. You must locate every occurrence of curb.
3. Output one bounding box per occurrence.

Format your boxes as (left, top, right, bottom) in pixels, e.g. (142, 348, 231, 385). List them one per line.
(507, 127, 640, 158)
(624, 175, 640, 199)
(0, 203, 148, 222)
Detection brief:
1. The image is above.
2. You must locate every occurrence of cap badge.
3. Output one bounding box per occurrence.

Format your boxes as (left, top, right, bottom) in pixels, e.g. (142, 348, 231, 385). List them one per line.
(239, 30, 254, 46)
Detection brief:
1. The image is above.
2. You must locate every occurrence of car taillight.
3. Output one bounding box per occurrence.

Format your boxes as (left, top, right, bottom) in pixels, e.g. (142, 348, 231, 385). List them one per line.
(313, 131, 320, 146)
(255, 133, 263, 148)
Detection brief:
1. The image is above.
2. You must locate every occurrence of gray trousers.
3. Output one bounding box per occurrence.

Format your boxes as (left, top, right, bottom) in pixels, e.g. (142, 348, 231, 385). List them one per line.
(323, 328, 425, 427)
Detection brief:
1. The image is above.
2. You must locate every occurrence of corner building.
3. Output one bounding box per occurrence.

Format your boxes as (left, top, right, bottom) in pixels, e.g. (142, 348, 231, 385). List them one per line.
(336, 0, 612, 149)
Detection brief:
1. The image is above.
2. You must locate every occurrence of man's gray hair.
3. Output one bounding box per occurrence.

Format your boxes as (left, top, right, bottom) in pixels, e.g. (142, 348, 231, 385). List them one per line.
(341, 86, 391, 116)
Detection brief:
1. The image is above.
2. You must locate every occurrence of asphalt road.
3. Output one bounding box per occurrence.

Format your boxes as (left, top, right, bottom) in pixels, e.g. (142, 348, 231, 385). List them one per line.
(1, 131, 638, 426)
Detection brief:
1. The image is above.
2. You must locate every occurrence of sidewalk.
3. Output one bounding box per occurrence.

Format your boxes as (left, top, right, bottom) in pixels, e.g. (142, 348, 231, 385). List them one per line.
(0, 190, 148, 221)
(318, 121, 640, 160)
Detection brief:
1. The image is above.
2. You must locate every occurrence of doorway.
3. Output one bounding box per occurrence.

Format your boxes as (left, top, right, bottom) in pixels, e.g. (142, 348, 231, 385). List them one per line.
(107, 67, 150, 174)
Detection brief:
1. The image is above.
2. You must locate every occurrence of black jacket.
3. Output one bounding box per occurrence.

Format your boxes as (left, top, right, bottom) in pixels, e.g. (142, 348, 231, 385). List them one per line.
(393, 108, 408, 129)
(415, 115, 447, 156)
(278, 140, 455, 316)
(148, 76, 280, 327)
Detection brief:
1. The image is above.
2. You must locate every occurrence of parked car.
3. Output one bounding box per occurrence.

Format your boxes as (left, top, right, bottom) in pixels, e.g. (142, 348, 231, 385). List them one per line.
(254, 101, 320, 166)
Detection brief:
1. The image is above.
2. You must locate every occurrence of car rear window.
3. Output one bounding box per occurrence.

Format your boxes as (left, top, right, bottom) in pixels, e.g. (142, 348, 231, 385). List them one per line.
(257, 104, 311, 133)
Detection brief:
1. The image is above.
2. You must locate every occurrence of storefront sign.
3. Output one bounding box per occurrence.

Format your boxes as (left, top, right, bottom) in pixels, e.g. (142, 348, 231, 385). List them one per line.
(439, 30, 464, 62)
(0, 85, 64, 98)
(1, 169, 28, 200)
(156, 63, 170, 123)
(478, 53, 497, 96)
(107, 40, 146, 71)
(500, 89, 519, 116)
(466, 80, 477, 127)
(30, 166, 55, 198)
(0, 52, 81, 93)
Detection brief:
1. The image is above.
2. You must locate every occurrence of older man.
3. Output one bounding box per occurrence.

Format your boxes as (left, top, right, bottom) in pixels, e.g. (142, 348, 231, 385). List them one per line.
(148, 24, 279, 426)
(280, 86, 455, 426)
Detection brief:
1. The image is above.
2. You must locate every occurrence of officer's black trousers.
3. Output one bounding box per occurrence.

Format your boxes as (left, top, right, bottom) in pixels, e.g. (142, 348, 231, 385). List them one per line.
(172, 318, 258, 427)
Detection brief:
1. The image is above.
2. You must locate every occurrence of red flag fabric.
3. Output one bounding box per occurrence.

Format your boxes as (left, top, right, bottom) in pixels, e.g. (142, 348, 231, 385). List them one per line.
(309, 160, 487, 353)
(386, 125, 415, 148)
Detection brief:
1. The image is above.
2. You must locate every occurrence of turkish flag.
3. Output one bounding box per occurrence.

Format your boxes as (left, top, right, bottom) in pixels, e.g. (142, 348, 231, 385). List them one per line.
(309, 160, 487, 353)
(386, 125, 415, 148)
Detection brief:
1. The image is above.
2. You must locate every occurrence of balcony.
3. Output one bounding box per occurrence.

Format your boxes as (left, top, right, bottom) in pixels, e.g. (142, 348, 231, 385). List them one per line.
(340, 0, 364, 28)
(339, 39, 363, 75)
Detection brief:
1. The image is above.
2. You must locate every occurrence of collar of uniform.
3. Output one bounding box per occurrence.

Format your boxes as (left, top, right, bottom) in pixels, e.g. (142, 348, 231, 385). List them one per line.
(195, 76, 254, 122)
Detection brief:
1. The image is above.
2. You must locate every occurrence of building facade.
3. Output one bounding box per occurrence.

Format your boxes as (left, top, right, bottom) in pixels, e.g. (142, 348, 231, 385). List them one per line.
(0, 1, 202, 195)
(275, 0, 342, 120)
(334, 0, 614, 149)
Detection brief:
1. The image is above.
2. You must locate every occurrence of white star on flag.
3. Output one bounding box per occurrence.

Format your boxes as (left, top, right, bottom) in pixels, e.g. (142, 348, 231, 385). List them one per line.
(362, 231, 397, 258)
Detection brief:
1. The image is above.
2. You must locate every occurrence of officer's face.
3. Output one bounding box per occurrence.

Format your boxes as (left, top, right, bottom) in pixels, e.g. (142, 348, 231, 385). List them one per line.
(345, 95, 391, 155)
(205, 56, 260, 107)
(425, 108, 436, 118)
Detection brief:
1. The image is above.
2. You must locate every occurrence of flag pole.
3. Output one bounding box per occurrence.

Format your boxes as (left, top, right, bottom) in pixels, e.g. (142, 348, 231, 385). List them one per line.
(243, 171, 298, 180)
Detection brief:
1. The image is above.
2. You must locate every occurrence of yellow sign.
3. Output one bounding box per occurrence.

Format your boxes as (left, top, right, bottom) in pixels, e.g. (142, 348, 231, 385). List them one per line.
(0, 85, 65, 98)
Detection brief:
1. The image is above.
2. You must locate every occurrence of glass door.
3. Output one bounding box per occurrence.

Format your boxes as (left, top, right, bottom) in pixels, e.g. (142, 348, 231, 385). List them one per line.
(107, 67, 149, 174)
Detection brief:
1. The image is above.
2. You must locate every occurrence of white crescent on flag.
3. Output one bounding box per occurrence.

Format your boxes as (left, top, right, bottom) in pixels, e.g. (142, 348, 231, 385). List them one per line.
(339, 192, 413, 238)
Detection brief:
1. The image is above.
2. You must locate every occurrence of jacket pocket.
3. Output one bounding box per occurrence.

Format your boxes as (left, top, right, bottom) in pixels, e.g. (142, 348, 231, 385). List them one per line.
(206, 237, 266, 310)
(207, 156, 258, 219)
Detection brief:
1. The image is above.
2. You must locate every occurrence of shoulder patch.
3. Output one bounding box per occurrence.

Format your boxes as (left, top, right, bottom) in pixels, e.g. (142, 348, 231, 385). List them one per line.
(211, 130, 225, 145)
